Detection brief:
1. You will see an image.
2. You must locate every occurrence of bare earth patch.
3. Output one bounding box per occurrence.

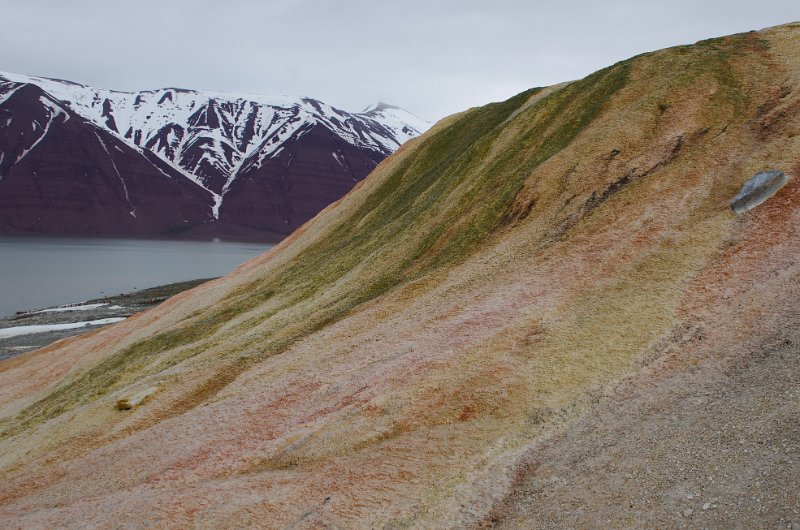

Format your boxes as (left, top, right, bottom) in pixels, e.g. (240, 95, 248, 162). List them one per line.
(486, 319, 800, 529)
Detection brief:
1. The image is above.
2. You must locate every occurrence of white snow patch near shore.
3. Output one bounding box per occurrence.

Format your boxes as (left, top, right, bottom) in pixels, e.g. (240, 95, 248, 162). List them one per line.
(0, 317, 126, 339)
(35, 303, 123, 313)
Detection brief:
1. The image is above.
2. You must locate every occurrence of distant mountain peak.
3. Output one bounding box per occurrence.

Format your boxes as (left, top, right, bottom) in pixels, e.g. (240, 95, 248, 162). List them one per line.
(362, 101, 400, 112)
(0, 70, 431, 197)
(0, 70, 431, 238)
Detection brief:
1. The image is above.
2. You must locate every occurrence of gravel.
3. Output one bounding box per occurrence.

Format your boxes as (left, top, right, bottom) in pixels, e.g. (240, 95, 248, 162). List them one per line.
(486, 317, 800, 529)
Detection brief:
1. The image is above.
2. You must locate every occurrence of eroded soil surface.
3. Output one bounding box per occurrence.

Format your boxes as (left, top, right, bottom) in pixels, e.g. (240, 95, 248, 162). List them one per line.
(487, 318, 800, 529)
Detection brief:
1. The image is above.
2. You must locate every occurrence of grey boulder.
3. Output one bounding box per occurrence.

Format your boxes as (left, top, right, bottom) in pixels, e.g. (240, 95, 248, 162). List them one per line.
(731, 170, 789, 214)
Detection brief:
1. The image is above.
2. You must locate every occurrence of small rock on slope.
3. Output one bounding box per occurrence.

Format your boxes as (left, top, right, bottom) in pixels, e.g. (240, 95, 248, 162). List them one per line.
(731, 170, 789, 214)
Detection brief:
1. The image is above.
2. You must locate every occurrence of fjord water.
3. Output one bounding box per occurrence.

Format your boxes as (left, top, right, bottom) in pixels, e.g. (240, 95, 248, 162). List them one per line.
(0, 237, 272, 318)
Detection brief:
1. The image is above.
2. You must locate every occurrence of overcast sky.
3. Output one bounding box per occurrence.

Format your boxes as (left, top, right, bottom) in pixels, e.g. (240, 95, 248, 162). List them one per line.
(2, 0, 799, 121)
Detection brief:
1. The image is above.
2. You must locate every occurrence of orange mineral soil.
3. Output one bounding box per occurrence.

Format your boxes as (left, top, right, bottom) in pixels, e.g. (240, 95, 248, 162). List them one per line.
(1, 23, 799, 529)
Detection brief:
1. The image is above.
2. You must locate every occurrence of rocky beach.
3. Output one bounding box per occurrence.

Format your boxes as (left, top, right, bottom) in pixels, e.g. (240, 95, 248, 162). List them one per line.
(0, 279, 212, 361)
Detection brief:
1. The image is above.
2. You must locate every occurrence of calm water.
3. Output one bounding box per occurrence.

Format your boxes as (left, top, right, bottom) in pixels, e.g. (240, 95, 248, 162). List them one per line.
(0, 237, 273, 318)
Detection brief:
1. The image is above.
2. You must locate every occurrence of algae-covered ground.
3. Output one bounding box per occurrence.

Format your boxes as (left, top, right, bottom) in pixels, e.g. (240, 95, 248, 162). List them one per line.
(1, 23, 799, 528)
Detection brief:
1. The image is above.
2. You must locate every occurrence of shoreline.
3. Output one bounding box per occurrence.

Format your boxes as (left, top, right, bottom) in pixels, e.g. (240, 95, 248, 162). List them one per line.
(0, 278, 214, 362)
(0, 228, 285, 245)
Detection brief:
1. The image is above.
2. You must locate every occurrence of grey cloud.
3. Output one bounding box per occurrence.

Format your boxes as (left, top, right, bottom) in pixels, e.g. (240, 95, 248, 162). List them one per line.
(1, 0, 799, 121)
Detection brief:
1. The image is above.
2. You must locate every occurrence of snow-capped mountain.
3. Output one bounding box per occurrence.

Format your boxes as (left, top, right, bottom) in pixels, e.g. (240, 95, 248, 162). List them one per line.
(0, 70, 429, 238)
(0, 80, 215, 236)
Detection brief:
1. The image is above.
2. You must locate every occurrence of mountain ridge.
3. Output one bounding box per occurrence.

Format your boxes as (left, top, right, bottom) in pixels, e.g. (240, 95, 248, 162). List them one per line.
(0, 70, 427, 198)
(0, 71, 428, 237)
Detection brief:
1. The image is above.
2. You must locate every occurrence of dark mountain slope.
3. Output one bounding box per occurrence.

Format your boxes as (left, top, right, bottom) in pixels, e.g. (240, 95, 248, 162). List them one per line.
(0, 81, 214, 236)
(0, 73, 428, 239)
(219, 122, 387, 232)
(0, 72, 428, 238)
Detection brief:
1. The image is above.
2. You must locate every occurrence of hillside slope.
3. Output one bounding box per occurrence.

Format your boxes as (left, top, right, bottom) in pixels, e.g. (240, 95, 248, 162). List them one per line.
(1, 23, 799, 527)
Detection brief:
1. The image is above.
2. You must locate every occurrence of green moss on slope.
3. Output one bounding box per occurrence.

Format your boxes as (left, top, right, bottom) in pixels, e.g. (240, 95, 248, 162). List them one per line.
(2, 31, 767, 437)
(0, 63, 634, 436)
